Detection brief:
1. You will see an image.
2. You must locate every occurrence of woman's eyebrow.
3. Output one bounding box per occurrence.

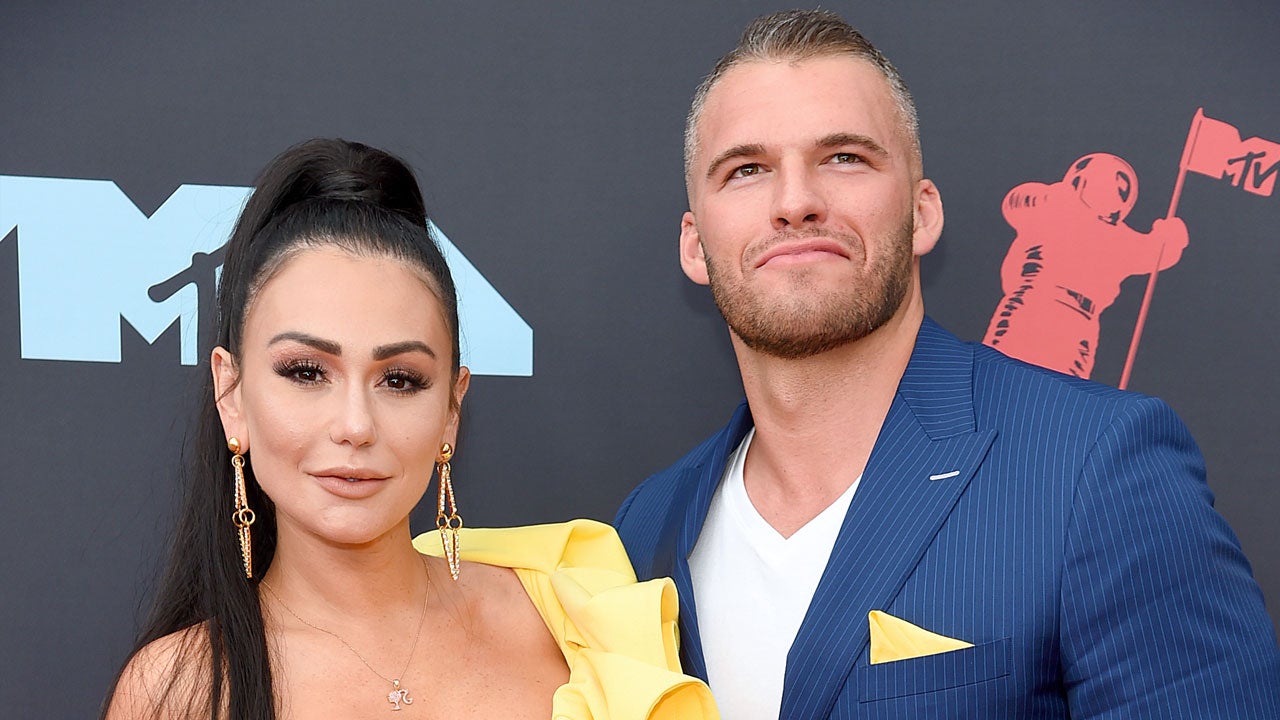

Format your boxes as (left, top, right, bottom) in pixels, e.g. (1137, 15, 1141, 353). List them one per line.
(267, 333, 435, 362)
(373, 340, 436, 361)
(268, 331, 341, 356)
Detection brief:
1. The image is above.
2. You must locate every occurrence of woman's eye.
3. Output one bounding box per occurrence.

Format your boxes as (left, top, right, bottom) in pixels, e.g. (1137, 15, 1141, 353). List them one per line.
(273, 360, 325, 385)
(383, 370, 428, 393)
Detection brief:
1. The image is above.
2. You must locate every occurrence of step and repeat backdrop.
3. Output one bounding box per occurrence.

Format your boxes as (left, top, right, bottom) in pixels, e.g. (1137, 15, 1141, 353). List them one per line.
(2, 2, 1277, 716)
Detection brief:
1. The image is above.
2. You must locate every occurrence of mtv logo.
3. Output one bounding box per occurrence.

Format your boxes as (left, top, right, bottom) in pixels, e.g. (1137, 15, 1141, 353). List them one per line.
(0, 175, 532, 376)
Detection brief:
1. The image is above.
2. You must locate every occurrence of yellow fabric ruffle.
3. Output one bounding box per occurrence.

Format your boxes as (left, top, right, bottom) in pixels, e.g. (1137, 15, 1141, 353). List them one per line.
(413, 519, 719, 720)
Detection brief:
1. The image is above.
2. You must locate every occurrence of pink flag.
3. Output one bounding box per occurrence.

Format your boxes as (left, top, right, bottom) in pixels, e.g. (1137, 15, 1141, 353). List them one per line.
(1182, 109, 1280, 196)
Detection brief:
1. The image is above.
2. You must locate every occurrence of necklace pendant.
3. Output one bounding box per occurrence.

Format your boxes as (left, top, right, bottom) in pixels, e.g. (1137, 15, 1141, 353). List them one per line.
(387, 679, 413, 711)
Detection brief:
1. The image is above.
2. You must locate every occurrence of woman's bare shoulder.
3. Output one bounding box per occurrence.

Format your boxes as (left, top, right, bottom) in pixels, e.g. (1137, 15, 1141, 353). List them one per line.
(444, 558, 570, 704)
(441, 556, 559, 651)
(449, 557, 538, 619)
(104, 624, 210, 720)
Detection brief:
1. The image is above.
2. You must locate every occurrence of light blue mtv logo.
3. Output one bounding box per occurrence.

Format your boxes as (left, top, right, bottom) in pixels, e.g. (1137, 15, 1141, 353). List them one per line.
(0, 175, 532, 376)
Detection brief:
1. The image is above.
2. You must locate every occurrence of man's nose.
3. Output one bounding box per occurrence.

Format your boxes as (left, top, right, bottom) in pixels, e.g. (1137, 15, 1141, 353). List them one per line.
(772, 165, 827, 228)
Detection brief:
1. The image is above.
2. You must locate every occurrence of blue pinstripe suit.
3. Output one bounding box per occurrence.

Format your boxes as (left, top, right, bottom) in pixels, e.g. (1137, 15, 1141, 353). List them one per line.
(615, 317, 1280, 718)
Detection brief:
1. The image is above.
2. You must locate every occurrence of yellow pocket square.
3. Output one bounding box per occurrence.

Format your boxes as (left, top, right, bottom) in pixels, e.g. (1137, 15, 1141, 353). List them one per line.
(868, 610, 973, 664)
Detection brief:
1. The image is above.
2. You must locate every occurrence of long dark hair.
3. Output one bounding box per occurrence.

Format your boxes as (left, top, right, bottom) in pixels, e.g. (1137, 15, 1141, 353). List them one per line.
(102, 139, 460, 719)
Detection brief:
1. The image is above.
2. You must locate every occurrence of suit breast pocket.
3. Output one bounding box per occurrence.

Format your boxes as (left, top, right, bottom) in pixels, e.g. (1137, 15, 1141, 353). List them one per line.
(857, 637, 1011, 702)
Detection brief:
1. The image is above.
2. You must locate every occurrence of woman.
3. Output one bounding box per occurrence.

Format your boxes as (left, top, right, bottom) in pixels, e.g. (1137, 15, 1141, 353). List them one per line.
(103, 139, 717, 719)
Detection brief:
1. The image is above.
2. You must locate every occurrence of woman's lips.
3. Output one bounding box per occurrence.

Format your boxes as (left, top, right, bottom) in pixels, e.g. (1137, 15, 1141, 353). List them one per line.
(310, 473, 389, 499)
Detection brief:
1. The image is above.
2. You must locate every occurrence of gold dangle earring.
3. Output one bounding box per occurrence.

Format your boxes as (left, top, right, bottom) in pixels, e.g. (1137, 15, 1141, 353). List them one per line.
(435, 442, 463, 580)
(228, 437, 256, 579)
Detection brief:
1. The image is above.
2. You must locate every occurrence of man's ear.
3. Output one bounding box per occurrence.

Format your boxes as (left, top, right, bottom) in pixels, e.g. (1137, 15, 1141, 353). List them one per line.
(211, 347, 247, 451)
(442, 366, 471, 449)
(912, 179, 944, 257)
(679, 211, 710, 285)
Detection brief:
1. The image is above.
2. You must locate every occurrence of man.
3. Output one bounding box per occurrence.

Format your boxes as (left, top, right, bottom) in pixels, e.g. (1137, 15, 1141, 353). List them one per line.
(614, 9, 1280, 719)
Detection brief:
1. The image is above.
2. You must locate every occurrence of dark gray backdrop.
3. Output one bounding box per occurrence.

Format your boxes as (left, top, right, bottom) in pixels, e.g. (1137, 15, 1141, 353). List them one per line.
(2, 2, 1277, 717)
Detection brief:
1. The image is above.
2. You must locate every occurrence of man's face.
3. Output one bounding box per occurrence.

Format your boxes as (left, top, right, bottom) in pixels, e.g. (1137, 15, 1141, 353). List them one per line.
(681, 56, 941, 359)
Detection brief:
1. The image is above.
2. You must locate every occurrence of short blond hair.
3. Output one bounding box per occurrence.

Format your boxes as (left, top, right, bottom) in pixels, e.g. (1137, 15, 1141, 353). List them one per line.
(684, 9, 921, 185)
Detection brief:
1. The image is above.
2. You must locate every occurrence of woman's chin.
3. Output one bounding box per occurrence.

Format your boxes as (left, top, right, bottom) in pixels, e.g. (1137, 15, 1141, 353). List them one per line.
(278, 510, 415, 551)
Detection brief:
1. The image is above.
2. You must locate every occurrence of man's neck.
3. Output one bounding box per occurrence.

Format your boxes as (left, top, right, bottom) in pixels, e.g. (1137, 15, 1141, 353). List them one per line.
(734, 300, 923, 538)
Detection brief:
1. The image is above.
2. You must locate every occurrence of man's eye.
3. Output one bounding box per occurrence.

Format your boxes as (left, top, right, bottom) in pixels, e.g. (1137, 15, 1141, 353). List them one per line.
(730, 164, 762, 178)
(832, 152, 860, 164)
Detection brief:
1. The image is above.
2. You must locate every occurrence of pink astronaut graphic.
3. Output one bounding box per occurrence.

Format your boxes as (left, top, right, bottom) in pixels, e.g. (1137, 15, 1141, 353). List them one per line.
(985, 108, 1279, 387)
(984, 154, 1187, 379)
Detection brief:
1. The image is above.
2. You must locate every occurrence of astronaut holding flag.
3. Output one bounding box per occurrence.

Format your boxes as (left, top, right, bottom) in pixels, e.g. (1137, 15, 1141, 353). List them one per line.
(984, 153, 1189, 379)
(986, 109, 1278, 385)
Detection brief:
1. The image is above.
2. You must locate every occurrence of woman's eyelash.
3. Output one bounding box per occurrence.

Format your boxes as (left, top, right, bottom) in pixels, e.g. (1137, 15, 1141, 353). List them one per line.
(270, 360, 430, 393)
(273, 359, 326, 384)
(383, 367, 429, 393)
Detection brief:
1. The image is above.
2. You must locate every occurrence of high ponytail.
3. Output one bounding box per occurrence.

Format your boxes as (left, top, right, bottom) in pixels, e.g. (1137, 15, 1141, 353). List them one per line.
(102, 139, 459, 719)
(218, 139, 458, 375)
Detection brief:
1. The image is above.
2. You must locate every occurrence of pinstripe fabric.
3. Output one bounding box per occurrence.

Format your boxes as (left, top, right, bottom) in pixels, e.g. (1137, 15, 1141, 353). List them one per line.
(615, 317, 1280, 719)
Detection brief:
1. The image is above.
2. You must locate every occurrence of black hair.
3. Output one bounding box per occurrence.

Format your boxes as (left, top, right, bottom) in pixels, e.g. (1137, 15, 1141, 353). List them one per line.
(101, 139, 460, 719)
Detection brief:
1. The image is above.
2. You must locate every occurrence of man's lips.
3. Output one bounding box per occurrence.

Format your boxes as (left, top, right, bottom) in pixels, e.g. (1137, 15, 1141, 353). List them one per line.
(754, 239, 850, 268)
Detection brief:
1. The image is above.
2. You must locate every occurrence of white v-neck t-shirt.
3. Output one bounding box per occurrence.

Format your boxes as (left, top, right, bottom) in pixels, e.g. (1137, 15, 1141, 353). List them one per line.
(688, 428, 862, 720)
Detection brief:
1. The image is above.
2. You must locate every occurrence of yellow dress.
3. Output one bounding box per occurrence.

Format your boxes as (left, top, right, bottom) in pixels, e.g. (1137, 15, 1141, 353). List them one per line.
(413, 519, 719, 720)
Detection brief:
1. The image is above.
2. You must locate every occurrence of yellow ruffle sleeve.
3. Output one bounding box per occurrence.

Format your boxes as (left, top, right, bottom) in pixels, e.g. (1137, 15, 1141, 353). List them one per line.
(413, 519, 719, 720)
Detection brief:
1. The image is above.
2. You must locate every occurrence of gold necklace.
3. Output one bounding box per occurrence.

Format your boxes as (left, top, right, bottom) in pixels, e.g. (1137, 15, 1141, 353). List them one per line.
(262, 556, 430, 712)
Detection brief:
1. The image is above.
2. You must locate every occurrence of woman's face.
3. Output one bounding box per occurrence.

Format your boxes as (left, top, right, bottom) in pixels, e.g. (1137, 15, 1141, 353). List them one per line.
(213, 247, 468, 548)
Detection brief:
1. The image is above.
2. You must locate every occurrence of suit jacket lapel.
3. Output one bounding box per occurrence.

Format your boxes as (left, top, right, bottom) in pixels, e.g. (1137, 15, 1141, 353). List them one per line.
(779, 318, 998, 718)
(650, 401, 754, 682)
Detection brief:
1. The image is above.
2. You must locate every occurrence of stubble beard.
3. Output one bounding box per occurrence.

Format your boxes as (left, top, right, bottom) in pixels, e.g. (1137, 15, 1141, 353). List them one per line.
(704, 216, 915, 360)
